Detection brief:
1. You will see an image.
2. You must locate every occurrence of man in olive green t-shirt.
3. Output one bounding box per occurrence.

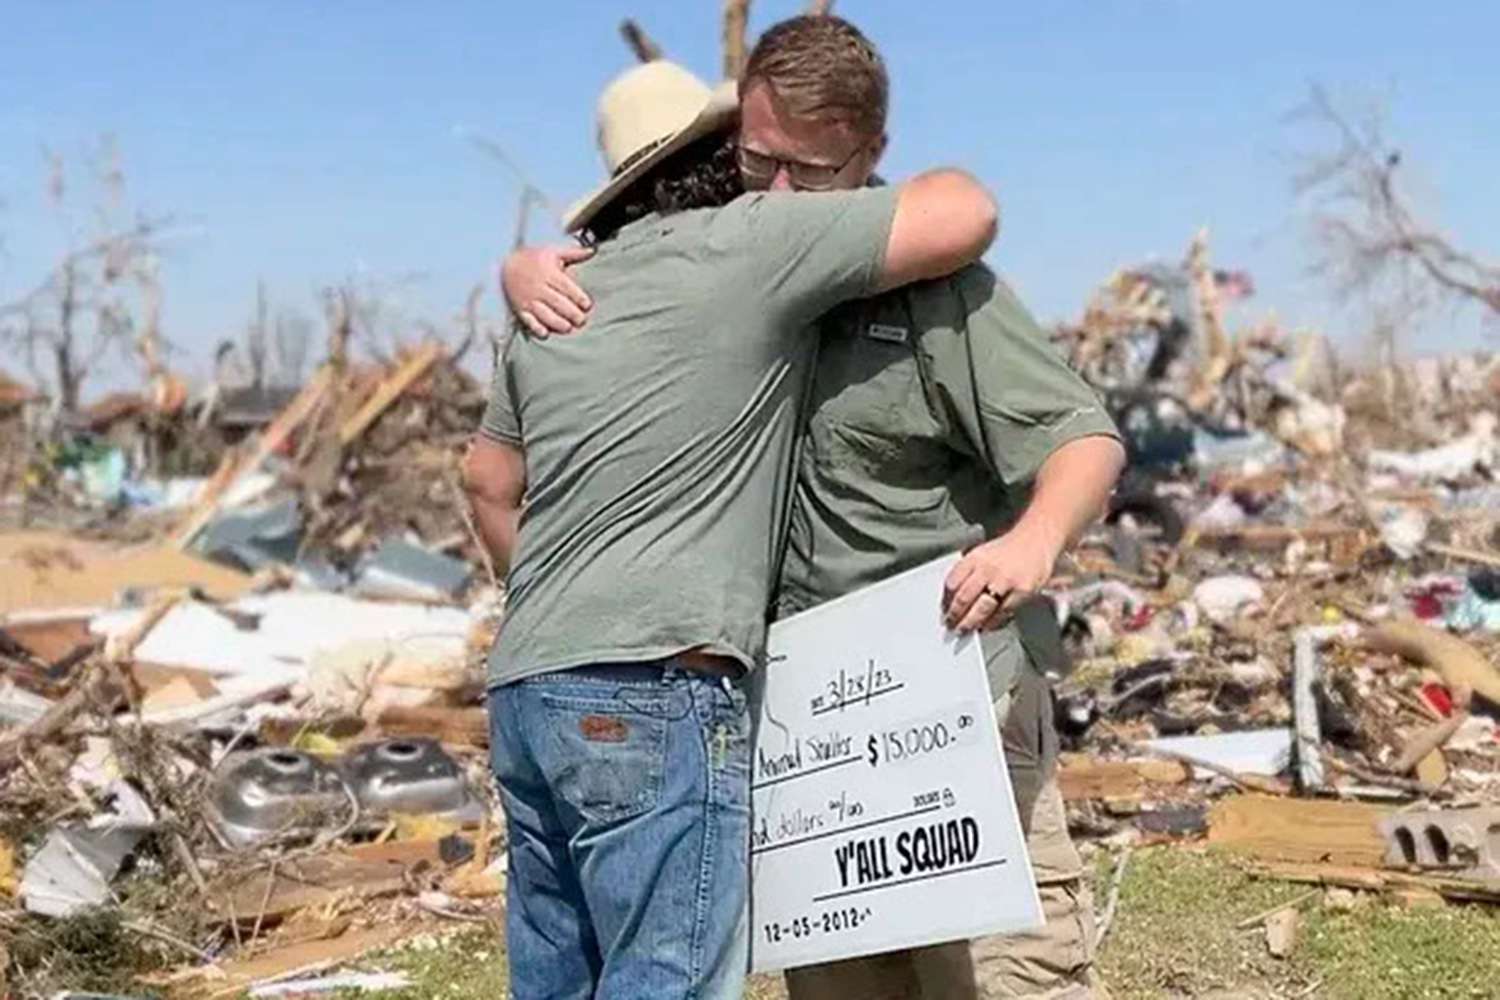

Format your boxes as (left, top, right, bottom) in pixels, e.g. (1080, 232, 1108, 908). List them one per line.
(466, 61, 998, 1000)
(505, 17, 1126, 1000)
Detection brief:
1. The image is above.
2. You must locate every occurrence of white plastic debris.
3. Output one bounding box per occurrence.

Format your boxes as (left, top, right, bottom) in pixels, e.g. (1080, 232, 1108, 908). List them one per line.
(1227, 658, 1278, 688)
(249, 972, 412, 996)
(1270, 386, 1346, 457)
(1367, 411, 1497, 481)
(1191, 575, 1265, 625)
(307, 634, 478, 717)
(1144, 729, 1293, 780)
(1447, 714, 1500, 753)
(22, 780, 155, 917)
(1192, 493, 1249, 531)
(91, 592, 471, 688)
(1373, 503, 1429, 561)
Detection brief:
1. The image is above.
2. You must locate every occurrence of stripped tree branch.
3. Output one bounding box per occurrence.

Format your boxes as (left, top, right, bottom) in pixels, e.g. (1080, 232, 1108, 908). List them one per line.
(620, 18, 663, 62)
(1293, 85, 1500, 328)
(723, 0, 751, 81)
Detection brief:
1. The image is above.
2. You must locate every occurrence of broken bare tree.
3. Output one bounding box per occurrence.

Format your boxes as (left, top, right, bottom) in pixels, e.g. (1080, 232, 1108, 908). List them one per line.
(1293, 85, 1500, 334)
(620, 18, 663, 62)
(273, 304, 314, 386)
(453, 284, 491, 366)
(0, 139, 175, 414)
(722, 0, 751, 80)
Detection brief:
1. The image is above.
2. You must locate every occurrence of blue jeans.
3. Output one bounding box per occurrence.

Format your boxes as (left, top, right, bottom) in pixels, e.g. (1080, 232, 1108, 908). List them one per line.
(489, 661, 751, 1000)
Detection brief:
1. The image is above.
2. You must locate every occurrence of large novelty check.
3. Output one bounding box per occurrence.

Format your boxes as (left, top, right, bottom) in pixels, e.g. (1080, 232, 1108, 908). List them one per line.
(749, 555, 1043, 972)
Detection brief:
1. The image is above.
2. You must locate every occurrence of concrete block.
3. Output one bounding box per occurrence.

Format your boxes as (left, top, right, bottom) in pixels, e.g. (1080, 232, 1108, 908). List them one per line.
(1378, 807, 1500, 880)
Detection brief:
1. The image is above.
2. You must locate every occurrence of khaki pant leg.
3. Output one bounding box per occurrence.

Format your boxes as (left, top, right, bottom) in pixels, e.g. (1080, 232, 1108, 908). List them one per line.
(784, 941, 979, 1000)
(1022, 778, 1082, 884)
(971, 782, 1107, 1000)
(910, 940, 980, 1000)
(785, 950, 920, 1000)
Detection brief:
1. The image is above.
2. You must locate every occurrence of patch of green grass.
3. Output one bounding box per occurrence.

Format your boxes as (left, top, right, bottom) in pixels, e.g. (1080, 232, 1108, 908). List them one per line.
(1094, 846, 1500, 1000)
(356, 930, 510, 998)
(350, 929, 788, 1000)
(1299, 902, 1500, 1000)
(1095, 847, 1320, 999)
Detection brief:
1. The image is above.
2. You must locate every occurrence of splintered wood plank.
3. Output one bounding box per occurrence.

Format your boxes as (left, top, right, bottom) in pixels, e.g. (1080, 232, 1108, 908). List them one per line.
(1247, 860, 1500, 905)
(1057, 754, 1191, 801)
(1193, 523, 1361, 552)
(338, 341, 444, 445)
(1208, 794, 1390, 867)
(372, 705, 488, 747)
(213, 839, 448, 924)
(0, 615, 92, 661)
(206, 921, 425, 990)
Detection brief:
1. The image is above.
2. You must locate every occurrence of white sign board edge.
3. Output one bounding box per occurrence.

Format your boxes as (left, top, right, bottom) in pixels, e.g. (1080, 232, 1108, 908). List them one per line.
(748, 554, 1043, 973)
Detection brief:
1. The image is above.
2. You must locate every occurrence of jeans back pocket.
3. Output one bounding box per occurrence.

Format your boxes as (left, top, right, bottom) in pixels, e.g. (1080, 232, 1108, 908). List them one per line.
(538, 690, 671, 826)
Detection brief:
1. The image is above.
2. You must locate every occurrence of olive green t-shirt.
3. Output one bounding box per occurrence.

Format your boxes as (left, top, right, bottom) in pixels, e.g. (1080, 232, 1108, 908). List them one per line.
(481, 188, 900, 686)
(776, 263, 1120, 693)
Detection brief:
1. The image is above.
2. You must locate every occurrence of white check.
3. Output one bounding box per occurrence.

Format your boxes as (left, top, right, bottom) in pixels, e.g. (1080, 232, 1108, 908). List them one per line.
(749, 555, 1043, 972)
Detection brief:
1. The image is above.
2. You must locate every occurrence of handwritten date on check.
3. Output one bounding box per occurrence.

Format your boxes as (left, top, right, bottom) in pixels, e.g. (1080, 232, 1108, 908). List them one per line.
(748, 555, 1043, 972)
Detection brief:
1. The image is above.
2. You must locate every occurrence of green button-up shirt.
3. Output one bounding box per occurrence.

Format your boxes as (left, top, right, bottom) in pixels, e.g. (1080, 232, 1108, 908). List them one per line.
(777, 263, 1120, 694)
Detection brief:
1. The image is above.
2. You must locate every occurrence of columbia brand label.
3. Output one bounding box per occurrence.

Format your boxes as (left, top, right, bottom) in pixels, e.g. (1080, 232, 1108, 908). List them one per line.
(866, 324, 909, 344)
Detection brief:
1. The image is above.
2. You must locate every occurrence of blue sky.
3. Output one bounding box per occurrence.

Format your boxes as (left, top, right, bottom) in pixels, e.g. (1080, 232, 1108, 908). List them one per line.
(2, 1, 1496, 390)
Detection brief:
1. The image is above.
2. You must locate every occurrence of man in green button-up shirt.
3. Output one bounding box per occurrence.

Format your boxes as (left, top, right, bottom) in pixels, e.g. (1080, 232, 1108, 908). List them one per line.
(505, 16, 1124, 999)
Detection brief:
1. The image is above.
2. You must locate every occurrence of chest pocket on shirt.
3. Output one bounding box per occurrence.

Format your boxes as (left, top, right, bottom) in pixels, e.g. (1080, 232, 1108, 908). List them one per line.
(819, 330, 918, 431)
(806, 318, 949, 512)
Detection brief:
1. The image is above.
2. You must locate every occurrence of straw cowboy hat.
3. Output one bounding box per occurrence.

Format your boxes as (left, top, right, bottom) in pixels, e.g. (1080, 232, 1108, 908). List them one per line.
(564, 61, 738, 234)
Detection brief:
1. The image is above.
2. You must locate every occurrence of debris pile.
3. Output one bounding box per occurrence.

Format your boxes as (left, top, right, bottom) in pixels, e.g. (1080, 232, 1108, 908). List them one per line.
(0, 343, 505, 995)
(1, 226, 1497, 990)
(1051, 232, 1500, 921)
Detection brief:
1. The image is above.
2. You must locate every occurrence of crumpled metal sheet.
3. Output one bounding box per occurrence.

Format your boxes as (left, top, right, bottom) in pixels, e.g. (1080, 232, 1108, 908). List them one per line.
(353, 539, 471, 603)
(22, 781, 155, 917)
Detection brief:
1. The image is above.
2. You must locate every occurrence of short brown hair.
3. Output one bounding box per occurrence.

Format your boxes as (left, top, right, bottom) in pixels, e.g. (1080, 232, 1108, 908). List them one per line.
(741, 15, 888, 139)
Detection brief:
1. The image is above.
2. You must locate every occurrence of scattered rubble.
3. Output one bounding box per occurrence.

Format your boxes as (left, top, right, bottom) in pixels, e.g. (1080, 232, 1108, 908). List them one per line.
(1, 229, 1497, 992)
(1051, 233, 1499, 910)
(0, 344, 503, 994)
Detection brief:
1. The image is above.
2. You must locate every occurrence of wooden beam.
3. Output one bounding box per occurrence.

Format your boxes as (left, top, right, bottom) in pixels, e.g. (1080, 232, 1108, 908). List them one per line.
(337, 341, 444, 446)
(722, 0, 751, 80)
(1247, 860, 1500, 905)
(212, 839, 450, 925)
(1057, 754, 1190, 802)
(371, 704, 488, 748)
(619, 19, 663, 62)
(1193, 522, 1362, 552)
(214, 923, 427, 989)
(1427, 542, 1500, 571)
(1207, 794, 1390, 867)
(170, 364, 335, 549)
(1366, 620, 1500, 707)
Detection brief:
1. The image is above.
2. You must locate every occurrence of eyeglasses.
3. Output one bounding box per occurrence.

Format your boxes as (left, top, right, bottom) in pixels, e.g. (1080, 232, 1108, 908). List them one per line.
(736, 142, 866, 192)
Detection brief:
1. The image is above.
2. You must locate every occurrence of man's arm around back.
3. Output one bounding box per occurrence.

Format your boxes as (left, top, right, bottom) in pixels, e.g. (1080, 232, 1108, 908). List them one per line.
(875, 169, 998, 293)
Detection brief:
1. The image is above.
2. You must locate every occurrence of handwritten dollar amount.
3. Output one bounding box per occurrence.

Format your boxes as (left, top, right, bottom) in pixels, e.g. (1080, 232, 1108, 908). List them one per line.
(865, 713, 975, 767)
